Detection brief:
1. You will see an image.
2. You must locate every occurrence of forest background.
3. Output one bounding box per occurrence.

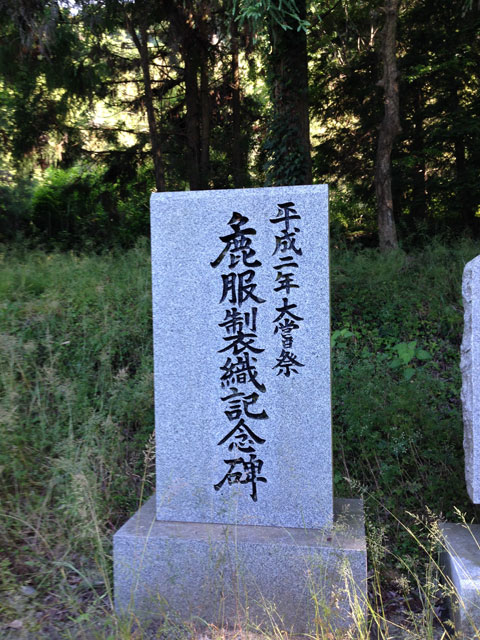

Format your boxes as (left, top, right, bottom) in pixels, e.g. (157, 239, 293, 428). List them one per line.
(2, 0, 480, 637)
(1, 0, 479, 251)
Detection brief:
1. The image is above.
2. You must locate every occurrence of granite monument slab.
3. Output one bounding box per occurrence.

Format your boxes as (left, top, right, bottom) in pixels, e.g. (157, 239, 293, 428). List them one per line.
(151, 186, 332, 529)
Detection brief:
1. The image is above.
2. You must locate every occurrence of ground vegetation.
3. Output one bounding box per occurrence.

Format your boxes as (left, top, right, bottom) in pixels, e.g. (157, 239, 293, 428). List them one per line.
(1, 241, 480, 637)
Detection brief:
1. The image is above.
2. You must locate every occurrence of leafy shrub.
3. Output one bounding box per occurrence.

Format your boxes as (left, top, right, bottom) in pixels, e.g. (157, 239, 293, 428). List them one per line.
(330, 240, 480, 558)
(30, 166, 110, 248)
(0, 177, 34, 242)
(29, 163, 153, 249)
(329, 185, 377, 248)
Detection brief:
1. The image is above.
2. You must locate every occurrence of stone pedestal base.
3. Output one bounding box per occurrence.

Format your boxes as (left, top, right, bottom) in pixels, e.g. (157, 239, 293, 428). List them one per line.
(440, 522, 480, 638)
(113, 496, 367, 634)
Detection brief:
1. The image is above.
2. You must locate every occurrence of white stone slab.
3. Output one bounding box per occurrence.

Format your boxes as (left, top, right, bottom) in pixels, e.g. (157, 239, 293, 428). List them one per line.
(461, 256, 480, 504)
(440, 522, 480, 636)
(151, 186, 332, 529)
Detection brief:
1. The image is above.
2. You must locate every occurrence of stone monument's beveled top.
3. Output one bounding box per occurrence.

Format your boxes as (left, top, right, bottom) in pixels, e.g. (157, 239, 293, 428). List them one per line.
(462, 255, 480, 504)
(151, 185, 332, 528)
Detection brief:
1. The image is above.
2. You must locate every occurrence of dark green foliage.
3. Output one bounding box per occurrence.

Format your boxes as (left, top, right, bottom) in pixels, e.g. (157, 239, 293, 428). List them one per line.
(262, 0, 311, 186)
(0, 243, 154, 532)
(331, 240, 480, 556)
(28, 163, 152, 249)
(0, 177, 33, 242)
(395, 0, 480, 236)
(235, 0, 312, 187)
(329, 185, 378, 247)
(263, 102, 309, 185)
(309, 1, 382, 202)
(0, 0, 478, 248)
(0, 244, 156, 631)
(0, 3, 108, 169)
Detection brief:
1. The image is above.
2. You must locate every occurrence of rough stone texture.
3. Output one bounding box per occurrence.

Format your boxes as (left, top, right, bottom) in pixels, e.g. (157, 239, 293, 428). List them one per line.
(461, 256, 480, 504)
(151, 186, 332, 529)
(440, 522, 480, 637)
(114, 495, 367, 634)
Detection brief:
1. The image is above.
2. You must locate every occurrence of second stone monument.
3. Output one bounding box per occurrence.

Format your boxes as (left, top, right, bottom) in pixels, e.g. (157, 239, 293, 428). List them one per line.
(440, 255, 480, 635)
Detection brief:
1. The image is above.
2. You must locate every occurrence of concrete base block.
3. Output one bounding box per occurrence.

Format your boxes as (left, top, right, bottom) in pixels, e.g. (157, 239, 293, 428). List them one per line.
(114, 496, 367, 634)
(440, 522, 480, 638)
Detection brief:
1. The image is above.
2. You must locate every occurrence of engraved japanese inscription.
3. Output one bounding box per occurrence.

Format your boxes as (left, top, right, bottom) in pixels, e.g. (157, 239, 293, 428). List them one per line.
(151, 185, 332, 529)
(270, 202, 304, 377)
(211, 212, 268, 502)
(210, 201, 305, 501)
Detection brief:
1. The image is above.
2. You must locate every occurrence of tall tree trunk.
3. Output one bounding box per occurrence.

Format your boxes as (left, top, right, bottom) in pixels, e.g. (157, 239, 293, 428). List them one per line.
(450, 85, 471, 227)
(164, 0, 211, 191)
(455, 135, 468, 226)
(375, 0, 400, 251)
(411, 86, 426, 220)
(230, 17, 246, 188)
(127, 18, 165, 192)
(199, 50, 210, 189)
(267, 0, 312, 186)
(184, 50, 201, 190)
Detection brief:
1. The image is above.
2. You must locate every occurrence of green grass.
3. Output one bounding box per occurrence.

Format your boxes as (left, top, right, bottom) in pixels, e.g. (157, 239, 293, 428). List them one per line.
(0, 240, 154, 637)
(330, 239, 480, 559)
(2, 237, 480, 637)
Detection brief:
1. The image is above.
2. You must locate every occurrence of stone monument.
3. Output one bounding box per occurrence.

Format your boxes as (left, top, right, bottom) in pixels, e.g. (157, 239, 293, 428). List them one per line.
(441, 255, 480, 635)
(114, 185, 367, 633)
(462, 256, 480, 504)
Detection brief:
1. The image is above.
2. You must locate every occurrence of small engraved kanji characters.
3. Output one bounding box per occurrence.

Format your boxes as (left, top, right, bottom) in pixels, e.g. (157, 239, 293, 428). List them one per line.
(274, 297, 304, 324)
(273, 349, 305, 377)
(221, 387, 268, 421)
(220, 353, 266, 393)
(270, 202, 303, 256)
(211, 212, 262, 270)
(219, 307, 257, 335)
(217, 419, 266, 453)
(220, 271, 265, 306)
(213, 454, 266, 502)
(274, 271, 299, 295)
(270, 202, 304, 376)
(218, 330, 265, 356)
(270, 201, 301, 230)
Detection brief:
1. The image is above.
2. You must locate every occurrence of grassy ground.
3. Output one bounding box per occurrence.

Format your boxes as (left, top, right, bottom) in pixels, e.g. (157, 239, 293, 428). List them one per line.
(2, 238, 480, 638)
(0, 240, 154, 638)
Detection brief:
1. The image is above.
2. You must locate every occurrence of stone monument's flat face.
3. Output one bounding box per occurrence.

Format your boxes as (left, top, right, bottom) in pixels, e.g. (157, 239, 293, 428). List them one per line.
(461, 255, 480, 504)
(151, 185, 332, 529)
